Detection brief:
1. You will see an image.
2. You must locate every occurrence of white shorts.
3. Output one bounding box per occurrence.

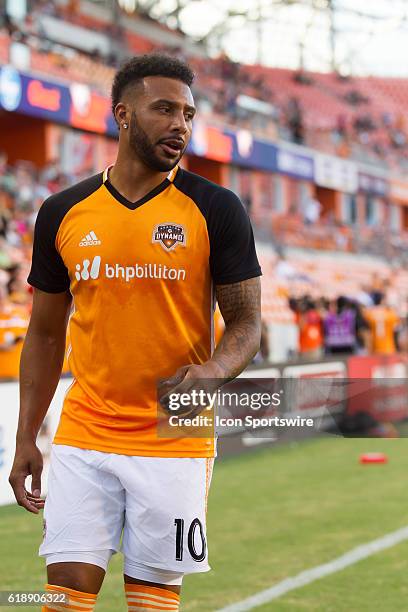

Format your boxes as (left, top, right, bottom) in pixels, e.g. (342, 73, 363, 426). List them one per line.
(39, 444, 214, 585)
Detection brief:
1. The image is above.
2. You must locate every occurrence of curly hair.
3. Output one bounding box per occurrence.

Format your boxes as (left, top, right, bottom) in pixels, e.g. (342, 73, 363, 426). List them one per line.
(111, 53, 195, 122)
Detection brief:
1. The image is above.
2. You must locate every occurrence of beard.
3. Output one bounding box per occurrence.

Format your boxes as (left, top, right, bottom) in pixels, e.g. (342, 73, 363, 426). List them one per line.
(128, 111, 182, 172)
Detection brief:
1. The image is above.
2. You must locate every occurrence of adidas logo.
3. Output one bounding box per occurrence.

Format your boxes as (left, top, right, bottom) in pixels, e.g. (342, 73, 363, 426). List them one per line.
(79, 231, 101, 247)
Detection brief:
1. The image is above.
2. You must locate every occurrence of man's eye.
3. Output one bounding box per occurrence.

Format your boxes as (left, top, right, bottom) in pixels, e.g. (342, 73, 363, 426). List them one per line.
(159, 107, 171, 113)
(185, 114, 194, 121)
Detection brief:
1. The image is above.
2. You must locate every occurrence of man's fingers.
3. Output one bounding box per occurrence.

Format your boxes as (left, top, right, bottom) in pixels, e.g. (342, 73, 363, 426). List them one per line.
(158, 364, 217, 414)
(158, 366, 194, 410)
(21, 486, 43, 512)
(159, 376, 197, 411)
(164, 375, 196, 400)
(158, 365, 191, 392)
(26, 493, 45, 505)
(9, 466, 43, 513)
(15, 489, 41, 514)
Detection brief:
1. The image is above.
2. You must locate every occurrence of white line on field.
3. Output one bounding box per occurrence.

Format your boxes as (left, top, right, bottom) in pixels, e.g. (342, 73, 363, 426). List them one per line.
(216, 525, 408, 612)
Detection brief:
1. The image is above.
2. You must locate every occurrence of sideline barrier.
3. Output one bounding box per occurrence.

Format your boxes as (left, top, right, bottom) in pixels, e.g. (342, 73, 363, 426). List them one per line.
(1, 353, 407, 505)
(219, 354, 408, 456)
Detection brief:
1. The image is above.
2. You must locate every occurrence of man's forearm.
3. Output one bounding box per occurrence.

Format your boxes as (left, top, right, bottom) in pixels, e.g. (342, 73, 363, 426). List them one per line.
(17, 330, 66, 444)
(209, 277, 262, 379)
(208, 317, 261, 379)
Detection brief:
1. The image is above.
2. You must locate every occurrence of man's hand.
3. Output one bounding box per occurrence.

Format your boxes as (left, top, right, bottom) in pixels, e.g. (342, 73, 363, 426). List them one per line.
(9, 442, 45, 514)
(158, 361, 223, 418)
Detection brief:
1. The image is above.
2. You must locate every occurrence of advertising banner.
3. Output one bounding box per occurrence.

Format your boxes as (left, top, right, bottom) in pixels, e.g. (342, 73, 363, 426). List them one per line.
(314, 152, 358, 193)
(0, 65, 115, 136)
(358, 172, 389, 197)
(230, 129, 278, 171)
(276, 147, 314, 180)
(188, 120, 233, 162)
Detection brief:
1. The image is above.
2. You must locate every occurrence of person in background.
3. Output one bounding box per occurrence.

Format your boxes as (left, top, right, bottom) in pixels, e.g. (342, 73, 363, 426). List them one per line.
(297, 297, 324, 360)
(0, 282, 29, 382)
(324, 296, 358, 355)
(355, 283, 374, 308)
(395, 300, 408, 352)
(286, 97, 304, 144)
(302, 194, 322, 226)
(364, 292, 400, 354)
(348, 299, 371, 355)
(8, 275, 32, 307)
(274, 254, 298, 280)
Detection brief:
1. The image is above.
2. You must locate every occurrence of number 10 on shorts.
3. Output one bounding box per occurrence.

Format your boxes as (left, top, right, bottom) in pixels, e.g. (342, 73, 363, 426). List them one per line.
(174, 518, 207, 562)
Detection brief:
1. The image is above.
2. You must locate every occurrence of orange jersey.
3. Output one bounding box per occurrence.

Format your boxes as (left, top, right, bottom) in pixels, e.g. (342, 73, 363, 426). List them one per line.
(364, 306, 399, 354)
(297, 311, 323, 352)
(28, 166, 261, 457)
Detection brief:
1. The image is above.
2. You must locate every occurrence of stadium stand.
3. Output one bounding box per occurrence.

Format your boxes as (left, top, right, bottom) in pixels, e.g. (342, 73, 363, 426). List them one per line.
(3, 1, 408, 171)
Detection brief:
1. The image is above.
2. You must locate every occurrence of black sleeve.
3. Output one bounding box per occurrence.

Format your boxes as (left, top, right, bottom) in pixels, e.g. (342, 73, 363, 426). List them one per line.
(207, 188, 262, 285)
(27, 198, 70, 293)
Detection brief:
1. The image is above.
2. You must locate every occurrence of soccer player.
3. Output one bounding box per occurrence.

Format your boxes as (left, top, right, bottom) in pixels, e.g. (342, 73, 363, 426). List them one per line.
(9, 54, 261, 612)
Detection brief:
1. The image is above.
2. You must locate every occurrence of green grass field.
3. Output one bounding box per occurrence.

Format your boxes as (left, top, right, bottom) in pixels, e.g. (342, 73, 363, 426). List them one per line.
(2, 435, 408, 611)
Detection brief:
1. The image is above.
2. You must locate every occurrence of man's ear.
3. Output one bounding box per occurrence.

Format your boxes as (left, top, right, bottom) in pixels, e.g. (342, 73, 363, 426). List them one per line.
(114, 102, 128, 127)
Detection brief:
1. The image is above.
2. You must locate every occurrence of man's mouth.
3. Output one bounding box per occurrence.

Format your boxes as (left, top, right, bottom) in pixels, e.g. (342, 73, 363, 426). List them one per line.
(159, 139, 184, 156)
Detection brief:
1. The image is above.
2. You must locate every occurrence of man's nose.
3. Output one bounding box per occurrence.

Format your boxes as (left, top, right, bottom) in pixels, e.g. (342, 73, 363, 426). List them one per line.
(170, 112, 188, 133)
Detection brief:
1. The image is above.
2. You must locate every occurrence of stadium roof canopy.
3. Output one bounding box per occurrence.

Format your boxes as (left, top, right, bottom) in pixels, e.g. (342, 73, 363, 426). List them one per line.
(118, 0, 408, 77)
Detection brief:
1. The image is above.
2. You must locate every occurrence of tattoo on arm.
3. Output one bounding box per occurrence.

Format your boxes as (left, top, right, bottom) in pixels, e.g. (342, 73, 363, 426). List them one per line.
(212, 277, 261, 379)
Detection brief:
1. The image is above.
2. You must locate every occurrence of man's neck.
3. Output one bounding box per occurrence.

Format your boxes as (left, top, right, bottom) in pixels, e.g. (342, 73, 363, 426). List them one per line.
(108, 155, 170, 203)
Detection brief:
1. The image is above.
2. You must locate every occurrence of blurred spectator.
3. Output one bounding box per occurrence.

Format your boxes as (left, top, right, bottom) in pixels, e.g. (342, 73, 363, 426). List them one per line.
(302, 195, 322, 225)
(33, 0, 58, 16)
(286, 97, 304, 144)
(0, 283, 28, 350)
(275, 254, 297, 280)
(296, 297, 324, 359)
(348, 300, 371, 354)
(364, 293, 400, 355)
(355, 284, 374, 308)
(323, 296, 359, 355)
(345, 89, 368, 106)
(335, 113, 348, 139)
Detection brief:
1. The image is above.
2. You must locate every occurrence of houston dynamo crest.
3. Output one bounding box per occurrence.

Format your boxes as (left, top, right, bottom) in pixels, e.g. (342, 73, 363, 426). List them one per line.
(152, 223, 186, 251)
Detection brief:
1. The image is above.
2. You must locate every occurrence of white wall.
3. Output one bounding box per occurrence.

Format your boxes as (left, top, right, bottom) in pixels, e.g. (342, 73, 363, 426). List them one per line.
(0, 379, 71, 506)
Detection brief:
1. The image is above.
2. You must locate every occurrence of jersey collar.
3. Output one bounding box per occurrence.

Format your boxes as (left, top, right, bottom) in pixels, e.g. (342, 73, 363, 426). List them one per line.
(102, 165, 178, 211)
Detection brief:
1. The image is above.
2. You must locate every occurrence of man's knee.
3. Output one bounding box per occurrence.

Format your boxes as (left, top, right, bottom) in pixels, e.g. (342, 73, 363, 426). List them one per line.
(47, 562, 105, 594)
